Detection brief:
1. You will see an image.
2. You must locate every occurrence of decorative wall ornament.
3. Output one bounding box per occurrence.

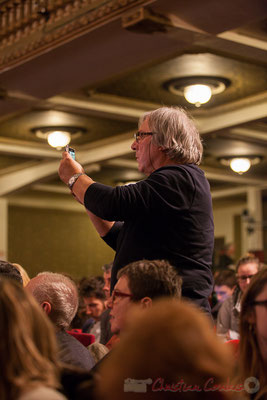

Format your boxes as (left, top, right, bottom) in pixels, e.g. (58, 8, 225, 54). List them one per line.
(0, 0, 152, 71)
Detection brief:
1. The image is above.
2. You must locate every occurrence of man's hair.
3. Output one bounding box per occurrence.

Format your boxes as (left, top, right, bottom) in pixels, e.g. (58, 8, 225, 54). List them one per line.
(79, 277, 106, 301)
(117, 259, 182, 301)
(214, 270, 236, 289)
(236, 254, 260, 273)
(27, 272, 78, 330)
(139, 106, 203, 165)
(0, 260, 23, 285)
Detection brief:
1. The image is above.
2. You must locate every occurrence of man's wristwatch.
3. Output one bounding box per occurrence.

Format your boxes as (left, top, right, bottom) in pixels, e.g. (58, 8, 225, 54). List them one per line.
(68, 173, 85, 190)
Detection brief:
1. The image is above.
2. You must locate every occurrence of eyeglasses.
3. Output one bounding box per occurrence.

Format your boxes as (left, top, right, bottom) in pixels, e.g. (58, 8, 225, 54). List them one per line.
(251, 299, 267, 307)
(237, 274, 256, 282)
(111, 289, 133, 303)
(133, 131, 154, 143)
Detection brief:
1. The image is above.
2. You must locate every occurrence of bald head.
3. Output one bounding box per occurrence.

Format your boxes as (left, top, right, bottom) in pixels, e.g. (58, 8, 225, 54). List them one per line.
(27, 272, 78, 330)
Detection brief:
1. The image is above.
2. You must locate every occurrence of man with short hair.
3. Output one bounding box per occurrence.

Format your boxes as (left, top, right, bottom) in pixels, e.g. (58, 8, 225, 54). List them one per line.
(27, 272, 95, 370)
(59, 106, 214, 314)
(107, 259, 182, 337)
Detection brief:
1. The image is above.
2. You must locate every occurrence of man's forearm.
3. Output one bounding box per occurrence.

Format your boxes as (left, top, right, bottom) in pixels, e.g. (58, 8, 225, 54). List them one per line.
(86, 209, 115, 237)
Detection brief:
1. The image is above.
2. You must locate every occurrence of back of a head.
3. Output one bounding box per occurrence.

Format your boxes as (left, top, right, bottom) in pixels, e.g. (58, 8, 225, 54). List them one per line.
(12, 263, 30, 286)
(0, 279, 60, 400)
(117, 259, 182, 301)
(139, 106, 203, 165)
(0, 260, 23, 285)
(27, 272, 78, 330)
(97, 299, 234, 400)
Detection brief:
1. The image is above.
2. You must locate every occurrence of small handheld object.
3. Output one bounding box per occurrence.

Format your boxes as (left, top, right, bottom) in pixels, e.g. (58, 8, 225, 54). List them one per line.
(65, 144, 75, 160)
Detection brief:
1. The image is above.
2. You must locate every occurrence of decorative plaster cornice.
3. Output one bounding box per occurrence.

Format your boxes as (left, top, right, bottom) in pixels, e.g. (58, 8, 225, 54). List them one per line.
(0, 0, 154, 72)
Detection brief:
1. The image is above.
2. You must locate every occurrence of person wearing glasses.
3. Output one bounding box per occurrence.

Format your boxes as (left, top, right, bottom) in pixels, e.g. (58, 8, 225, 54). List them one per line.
(216, 254, 260, 340)
(238, 267, 267, 400)
(106, 259, 182, 344)
(58, 106, 214, 314)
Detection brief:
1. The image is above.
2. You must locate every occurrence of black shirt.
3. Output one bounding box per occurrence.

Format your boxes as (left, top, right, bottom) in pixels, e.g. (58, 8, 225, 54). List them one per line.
(84, 164, 214, 312)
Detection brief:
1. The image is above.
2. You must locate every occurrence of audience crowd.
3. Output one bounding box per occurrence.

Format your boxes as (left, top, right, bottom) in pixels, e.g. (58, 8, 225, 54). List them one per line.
(0, 251, 266, 400)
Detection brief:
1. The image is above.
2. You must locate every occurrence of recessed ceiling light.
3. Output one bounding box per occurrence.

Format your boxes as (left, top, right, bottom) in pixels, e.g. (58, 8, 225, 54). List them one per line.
(164, 76, 231, 107)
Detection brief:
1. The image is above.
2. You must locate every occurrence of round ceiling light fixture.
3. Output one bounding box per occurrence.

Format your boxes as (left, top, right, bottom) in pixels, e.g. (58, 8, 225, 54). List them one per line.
(219, 156, 263, 174)
(164, 76, 231, 107)
(31, 126, 86, 149)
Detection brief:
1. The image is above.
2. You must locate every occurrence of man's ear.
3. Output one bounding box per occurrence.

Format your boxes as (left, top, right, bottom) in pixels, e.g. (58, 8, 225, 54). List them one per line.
(41, 301, 52, 315)
(140, 297, 153, 308)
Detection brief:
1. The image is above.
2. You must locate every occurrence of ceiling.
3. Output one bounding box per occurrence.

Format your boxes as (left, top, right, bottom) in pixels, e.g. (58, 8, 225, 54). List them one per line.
(0, 0, 267, 205)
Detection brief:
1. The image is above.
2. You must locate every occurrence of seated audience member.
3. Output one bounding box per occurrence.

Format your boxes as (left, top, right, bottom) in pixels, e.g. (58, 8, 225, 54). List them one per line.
(212, 270, 236, 321)
(100, 262, 113, 345)
(238, 267, 267, 400)
(26, 272, 95, 371)
(0, 278, 66, 400)
(0, 259, 23, 285)
(106, 259, 182, 347)
(217, 254, 260, 340)
(96, 299, 234, 400)
(79, 278, 106, 342)
(216, 243, 235, 271)
(12, 262, 30, 286)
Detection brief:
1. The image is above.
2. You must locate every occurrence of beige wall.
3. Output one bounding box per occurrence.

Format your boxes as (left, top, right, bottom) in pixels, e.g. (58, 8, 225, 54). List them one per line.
(8, 205, 115, 279)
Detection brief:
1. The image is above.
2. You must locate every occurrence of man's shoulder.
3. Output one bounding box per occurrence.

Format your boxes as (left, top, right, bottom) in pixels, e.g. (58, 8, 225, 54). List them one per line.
(56, 330, 95, 370)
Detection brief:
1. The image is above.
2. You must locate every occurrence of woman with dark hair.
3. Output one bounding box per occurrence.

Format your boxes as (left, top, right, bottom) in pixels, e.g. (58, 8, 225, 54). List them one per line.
(0, 278, 66, 400)
(217, 255, 260, 340)
(238, 268, 267, 400)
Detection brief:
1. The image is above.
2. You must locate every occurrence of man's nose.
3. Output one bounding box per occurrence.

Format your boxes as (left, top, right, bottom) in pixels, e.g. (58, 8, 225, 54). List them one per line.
(106, 296, 113, 309)
(131, 139, 137, 151)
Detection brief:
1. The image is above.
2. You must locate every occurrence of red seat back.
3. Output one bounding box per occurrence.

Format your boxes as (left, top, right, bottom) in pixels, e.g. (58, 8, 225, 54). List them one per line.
(67, 330, 95, 347)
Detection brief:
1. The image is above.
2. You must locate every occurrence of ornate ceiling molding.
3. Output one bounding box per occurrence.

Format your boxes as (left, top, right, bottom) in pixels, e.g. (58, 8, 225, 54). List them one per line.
(0, 0, 154, 72)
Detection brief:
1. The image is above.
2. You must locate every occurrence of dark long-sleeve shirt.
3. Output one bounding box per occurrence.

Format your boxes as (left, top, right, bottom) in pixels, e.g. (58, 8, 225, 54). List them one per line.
(84, 164, 214, 312)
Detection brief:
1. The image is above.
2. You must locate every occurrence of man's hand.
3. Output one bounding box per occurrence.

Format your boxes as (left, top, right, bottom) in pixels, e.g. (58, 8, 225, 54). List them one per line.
(58, 151, 84, 185)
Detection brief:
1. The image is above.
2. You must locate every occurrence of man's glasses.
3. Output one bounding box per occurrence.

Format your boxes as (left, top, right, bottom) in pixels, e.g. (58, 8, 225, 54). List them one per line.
(111, 289, 133, 303)
(237, 274, 256, 282)
(251, 299, 267, 307)
(134, 131, 154, 143)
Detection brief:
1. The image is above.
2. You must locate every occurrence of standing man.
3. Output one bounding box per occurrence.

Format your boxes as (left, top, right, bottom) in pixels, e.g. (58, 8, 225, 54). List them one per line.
(58, 106, 214, 313)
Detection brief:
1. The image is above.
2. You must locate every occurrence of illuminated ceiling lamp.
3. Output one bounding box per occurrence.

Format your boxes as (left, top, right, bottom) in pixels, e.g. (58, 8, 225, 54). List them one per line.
(219, 156, 262, 174)
(164, 76, 231, 107)
(31, 126, 85, 149)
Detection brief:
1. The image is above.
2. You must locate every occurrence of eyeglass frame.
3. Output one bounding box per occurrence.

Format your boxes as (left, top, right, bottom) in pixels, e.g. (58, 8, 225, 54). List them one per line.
(111, 289, 133, 303)
(251, 299, 267, 307)
(133, 131, 154, 143)
(236, 274, 256, 282)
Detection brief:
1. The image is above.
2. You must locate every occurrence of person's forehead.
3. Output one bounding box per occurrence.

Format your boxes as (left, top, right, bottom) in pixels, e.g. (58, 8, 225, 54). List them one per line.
(237, 263, 258, 274)
(115, 275, 131, 293)
(214, 285, 231, 292)
(139, 118, 150, 132)
(83, 296, 102, 304)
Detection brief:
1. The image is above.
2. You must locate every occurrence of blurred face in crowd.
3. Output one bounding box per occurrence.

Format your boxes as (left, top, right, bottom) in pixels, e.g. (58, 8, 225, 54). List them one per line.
(237, 262, 259, 293)
(108, 275, 134, 335)
(83, 296, 105, 321)
(214, 285, 234, 303)
(103, 270, 111, 299)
